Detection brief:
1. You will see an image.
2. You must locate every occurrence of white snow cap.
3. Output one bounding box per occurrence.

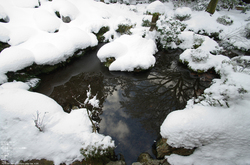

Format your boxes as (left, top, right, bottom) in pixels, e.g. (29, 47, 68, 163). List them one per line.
(175, 7, 192, 16)
(97, 34, 157, 71)
(146, 0, 167, 14)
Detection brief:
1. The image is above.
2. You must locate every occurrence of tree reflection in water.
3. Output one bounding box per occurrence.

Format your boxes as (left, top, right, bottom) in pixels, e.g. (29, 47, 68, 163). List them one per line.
(35, 48, 218, 164)
(117, 49, 216, 134)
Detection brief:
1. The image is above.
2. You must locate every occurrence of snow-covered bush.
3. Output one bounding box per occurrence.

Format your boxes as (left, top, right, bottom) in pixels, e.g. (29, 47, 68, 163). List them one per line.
(174, 7, 192, 21)
(116, 24, 134, 35)
(142, 16, 151, 27)
(190, 49, 210, 63)
(192, 34, 205, 49)
(157, 16, 187, 49)
(115, 17, 134, 35)
(191, 0, 210, 11)
(216, 15, 234, 26)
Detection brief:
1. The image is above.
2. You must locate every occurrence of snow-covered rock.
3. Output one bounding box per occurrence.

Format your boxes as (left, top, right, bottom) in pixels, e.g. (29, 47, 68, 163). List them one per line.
(97, 34, 157, 71)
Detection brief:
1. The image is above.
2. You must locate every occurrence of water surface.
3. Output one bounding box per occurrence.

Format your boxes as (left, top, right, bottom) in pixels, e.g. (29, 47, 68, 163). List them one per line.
(35, 45, 216, 164)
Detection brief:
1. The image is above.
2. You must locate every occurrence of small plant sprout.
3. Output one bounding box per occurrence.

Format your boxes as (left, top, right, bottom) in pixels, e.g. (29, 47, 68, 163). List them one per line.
(73, 85, 101, 133)
(33, 111, 47, 132)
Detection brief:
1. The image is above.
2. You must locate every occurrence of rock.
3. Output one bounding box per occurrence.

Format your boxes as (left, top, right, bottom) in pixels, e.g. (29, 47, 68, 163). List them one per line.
(132, 162, 143, 165)
(156, 138, 195, 159)
(62, 15, 71, 23)
(107, 160, 126, 165)
(133, 152, 170, 165)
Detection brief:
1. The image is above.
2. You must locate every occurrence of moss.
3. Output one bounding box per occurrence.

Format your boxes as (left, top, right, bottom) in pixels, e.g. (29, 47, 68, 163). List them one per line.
(93, 26, 110, 42)
(80, 146, 115, 165)
(0, 42, 10, 52)
(175, 14, 191, 21)
(116, 24, 133, 35)
(55, 11, 61, 18)
(18, 159, 54, 165)
(104, 57, 116, 68)
(141, 19, 151, 27)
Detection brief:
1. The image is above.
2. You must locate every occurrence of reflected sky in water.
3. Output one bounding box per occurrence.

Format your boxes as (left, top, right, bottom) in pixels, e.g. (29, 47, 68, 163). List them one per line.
(35, 45, 217, 164)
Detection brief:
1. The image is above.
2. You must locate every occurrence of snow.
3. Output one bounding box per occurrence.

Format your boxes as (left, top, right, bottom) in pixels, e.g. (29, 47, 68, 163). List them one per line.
(146, 0, 167, 14)
(161, 46, 250, 164)
(33, 9, 61, 33)
(174, 7, 192, 17)
(0, 0, 250, 164)
(97, 34, 157, 71)
(0, 82, 115, 164)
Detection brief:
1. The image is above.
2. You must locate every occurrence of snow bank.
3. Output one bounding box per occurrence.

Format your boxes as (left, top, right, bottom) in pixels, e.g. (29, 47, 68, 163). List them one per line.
(161, 48, 250, 164)
(97, 34, 157, 71)
(0, 82, 115, 164)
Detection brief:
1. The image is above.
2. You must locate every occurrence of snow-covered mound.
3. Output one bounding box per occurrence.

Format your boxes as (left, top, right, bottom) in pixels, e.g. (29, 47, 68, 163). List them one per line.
(146, 0, 167, 14)
(0, 0, 146, 84)
(0, 82, 115, 164)
(161, 52, 250, 164)
(97, 35, 157, 71)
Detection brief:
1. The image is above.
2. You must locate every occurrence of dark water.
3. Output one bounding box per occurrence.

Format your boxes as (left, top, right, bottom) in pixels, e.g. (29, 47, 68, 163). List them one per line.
(35, 44, 216, 164)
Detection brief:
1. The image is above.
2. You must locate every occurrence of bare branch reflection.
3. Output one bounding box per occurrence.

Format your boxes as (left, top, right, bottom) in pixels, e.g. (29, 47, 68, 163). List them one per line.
(118, 50, 217, 134)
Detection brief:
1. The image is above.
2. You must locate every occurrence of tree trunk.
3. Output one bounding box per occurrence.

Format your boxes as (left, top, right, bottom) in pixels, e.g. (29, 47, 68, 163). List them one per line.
(149, 13, 160, 31)
(206, 0, 219, 15)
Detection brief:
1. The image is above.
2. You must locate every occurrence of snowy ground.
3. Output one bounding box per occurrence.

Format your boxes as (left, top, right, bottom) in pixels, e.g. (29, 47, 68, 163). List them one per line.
(0, 0, 250, 164)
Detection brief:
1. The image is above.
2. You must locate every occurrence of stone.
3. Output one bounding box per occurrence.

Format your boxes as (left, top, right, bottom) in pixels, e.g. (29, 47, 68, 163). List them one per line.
(107, 160, 126, 165)
(62, 16, 71, 23)
(156, 138, 195, 159)
(133, 152, 170, 165)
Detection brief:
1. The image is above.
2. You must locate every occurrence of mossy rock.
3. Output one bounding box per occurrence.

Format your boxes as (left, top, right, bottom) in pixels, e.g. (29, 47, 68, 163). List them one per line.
(135, 152, 170, 165)
(156, 138, 195, 159)
(104, 57, 116, 68)
(0, 42, 10, 52)
(93, 26, 110, 42)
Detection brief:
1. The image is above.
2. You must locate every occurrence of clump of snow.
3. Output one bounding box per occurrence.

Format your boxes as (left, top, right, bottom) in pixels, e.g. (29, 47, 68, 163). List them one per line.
(174, 7, 192, 21)
(8, 26, 37, 46)
(11, 0, 39, 8)
(51, 0, 80, 21)
(0, 47, 35, 73)
(0, 4, 8, 21)
(97, 34, 157, 71)
(146, 0, 167, 14)
(34, 9, 61, 33)
(0, 82, 115, 164)
(0, 25, 10, 42)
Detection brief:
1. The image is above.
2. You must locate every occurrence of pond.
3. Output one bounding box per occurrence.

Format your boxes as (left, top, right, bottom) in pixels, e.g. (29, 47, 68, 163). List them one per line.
(35, 44, 217, 164)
